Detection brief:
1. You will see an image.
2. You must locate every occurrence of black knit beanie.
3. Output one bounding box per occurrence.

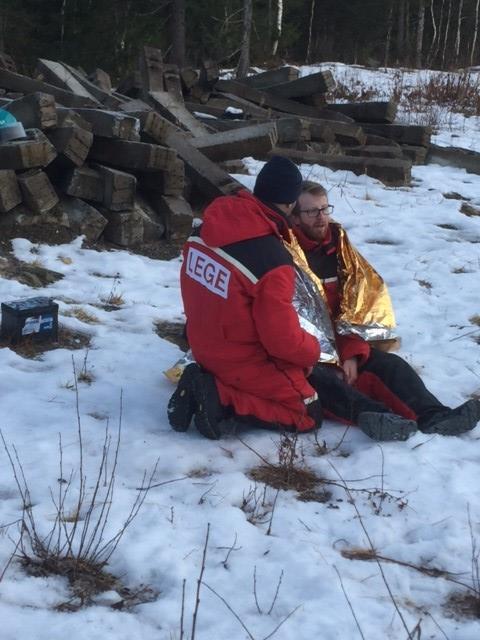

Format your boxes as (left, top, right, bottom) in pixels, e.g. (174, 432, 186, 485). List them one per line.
(253, 156, 303, 205)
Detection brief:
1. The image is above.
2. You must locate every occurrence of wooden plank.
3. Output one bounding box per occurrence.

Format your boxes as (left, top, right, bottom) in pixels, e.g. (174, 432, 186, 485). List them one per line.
(193, 115, 257, 131)
(360, 123, 431, 146)
(266, 70, 335, 98)
(0, 129, 57, 170)
(315, 109, 355, 123)
(36, 59, 98, 102)
(199, 59, 219, 89)
(163, 63, 184, 101)
(206, 94, 273, 119)
(401, 145, 427, 165)
(326, 101, 398, 124)
(115, 71, 143, 98)
(192, 121, 278, 162)
(0, 68, 96, 108)
(62, 62, 124, 110)
(47, 124, 93, 167)
(103, 209, 144, 246)
(269, 147, 411, 186)
(88, 68, 112, 92)
(196, 115, 311, 143)
(6, 92, 57, 129)
(215, 79, 324, 118)
(56, 107, 92, 132)
(139, 46, 164, 93)
(88, 137, 177, 172)
(343, 145, 403, 159)
(180, 67, 200, 90)
(17, 169, 59, 213)
(138, 157, 185, 196)
(165, 130, 241, 199)
(148, 90, 209, 137)
(92, 163, 137, 211)
(241, 67, 299, 90)
(62, 165, 104, 202)
(70, 108, 140, 140)
(130, 110, 176, 145)
(427, 144, 480, 175)
(365, 134, 401, 147)
(151, 195, 193, 240)
(305, 117, 366, 145)
(0, 170, 22, 212)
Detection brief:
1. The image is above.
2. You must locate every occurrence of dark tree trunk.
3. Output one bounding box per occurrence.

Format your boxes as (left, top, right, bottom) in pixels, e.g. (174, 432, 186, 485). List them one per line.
(397, 0, 405, 63)
(384, 0, 394, 67)
(171, 0, 186, 67)
(454, 0, 464, 63)
(236, 0, 253, 78)
(306, 0, 316, 63)
(442, 0, 453, 67)
(415, 0, 425, 68)
(471, 0, 480, 65)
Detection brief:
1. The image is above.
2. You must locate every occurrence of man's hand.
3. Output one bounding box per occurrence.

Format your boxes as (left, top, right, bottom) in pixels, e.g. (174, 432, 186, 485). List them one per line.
(342, 357, 358, 385)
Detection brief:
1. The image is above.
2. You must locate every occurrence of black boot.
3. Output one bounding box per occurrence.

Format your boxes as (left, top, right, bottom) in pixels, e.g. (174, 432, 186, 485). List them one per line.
(418, 399, 480, 435)
(358, 412, 417, 442)
(167, 363, 199, 432)
(191, 369, 225, 440)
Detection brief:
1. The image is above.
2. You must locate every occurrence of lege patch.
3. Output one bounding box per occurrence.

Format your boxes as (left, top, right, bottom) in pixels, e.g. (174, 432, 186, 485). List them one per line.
(186, 247, 231, 299)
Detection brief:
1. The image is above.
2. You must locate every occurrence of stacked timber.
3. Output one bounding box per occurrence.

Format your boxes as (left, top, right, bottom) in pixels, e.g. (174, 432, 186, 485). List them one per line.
(0, 47, 439, 248)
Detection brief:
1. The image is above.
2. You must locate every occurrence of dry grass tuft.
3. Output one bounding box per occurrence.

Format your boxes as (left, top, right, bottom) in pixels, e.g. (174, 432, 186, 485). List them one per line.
(64, 307, 100, 324)
(470, 315, 480, 327)
(249, 463, 320, 493)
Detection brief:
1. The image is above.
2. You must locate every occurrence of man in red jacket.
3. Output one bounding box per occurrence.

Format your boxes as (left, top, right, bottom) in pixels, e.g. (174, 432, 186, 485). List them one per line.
(167, 157, 419, 440)
(168, 157, 321, 439)
(291, 179, 480, 436)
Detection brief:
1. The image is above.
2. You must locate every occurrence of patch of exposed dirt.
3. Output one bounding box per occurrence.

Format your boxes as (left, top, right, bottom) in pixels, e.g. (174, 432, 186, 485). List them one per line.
(444, 592, 480, 620)
(436, 223, 459, 230)
(364, 238, 399, 245)
(0, 254, 63, 288)
(0, 326, 91, 359)
(460, 203, 480, 217)
(443, 192, 470, 200)
(154, 320, 188, 351)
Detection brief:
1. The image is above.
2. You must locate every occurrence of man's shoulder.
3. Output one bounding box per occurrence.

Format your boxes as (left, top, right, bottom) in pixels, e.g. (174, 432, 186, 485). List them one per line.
(221, 234, 293, 280)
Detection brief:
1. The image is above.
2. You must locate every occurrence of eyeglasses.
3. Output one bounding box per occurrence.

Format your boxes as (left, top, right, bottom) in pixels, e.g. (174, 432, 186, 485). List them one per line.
(299, 205, 334, 219)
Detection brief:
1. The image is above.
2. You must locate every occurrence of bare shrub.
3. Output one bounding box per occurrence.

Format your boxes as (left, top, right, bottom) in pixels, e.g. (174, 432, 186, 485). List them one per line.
(0, 366, 158, 610)
(248, 431, 321, 494)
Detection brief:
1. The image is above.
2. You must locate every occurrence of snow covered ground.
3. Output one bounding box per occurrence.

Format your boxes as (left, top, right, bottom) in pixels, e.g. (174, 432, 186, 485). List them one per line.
(0, 67, 480, 640)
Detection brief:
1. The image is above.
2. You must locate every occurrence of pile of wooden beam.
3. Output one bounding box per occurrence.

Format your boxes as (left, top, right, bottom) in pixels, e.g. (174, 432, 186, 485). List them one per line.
(0, 48, 437, 247)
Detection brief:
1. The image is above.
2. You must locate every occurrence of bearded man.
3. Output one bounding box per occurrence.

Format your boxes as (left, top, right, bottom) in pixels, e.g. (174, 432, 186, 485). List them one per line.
(291, 180, 480, 436)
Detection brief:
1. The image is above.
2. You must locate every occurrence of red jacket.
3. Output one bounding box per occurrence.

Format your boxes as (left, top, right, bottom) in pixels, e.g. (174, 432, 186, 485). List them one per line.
(294, 225, 371, 366)
(181, 190, 320, 430)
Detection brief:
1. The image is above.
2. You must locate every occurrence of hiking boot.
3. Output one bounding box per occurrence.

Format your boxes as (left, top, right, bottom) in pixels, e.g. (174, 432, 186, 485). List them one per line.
(418, 399, 480, 435)
(191, 370, 224, 440)
(358, 412, 417, 442)
(167, 363, 199, 432)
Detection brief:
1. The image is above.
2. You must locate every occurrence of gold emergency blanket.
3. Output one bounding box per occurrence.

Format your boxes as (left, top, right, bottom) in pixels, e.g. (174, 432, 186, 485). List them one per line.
(334, 224, 396, 341)
(285, 233, 338, 364)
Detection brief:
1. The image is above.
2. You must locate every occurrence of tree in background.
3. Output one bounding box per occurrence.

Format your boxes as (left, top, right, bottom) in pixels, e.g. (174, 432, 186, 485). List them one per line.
(236, 0, 253, 77)
(2, 0, 480, 78)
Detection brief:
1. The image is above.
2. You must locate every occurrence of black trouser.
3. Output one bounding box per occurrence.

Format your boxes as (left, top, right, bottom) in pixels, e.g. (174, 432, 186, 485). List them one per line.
(309, 349, 447, 426)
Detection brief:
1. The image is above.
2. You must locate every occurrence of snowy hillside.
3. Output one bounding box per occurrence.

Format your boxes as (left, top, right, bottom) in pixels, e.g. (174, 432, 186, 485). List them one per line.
(0, 65, 479, 640)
